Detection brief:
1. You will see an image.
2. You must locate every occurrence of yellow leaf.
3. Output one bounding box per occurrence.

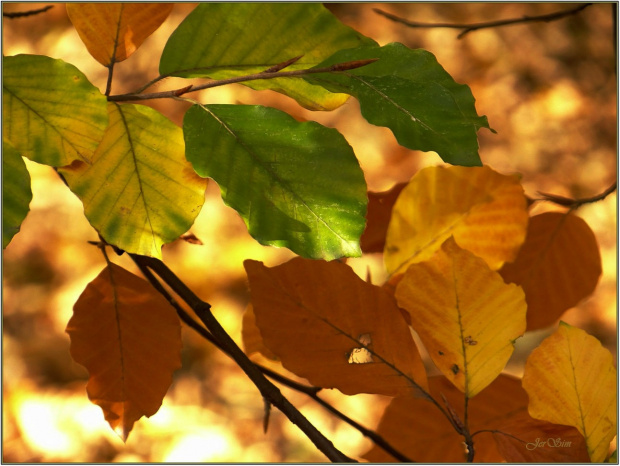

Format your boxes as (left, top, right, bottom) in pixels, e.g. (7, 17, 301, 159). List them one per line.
(364, 374, 528, 462)
(522, 322, 616, 462)
(395, 237, 527, 397)
(67, 3, 173, 66)
(500, 211, 602, 330)
(244, 257, 429, 397)
(66, 264, 182, 441)
(384, 165, 528, 275)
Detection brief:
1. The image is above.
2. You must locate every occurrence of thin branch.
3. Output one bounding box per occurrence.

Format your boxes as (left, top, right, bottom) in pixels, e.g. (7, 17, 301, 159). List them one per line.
(537, 181, 617, 209)
(374, 4, 593, 39)
(108, 58, 379, 102)
(3, 5, 53, 18)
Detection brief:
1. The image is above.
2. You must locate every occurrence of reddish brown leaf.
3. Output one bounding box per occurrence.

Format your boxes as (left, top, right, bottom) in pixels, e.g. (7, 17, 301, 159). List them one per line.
(364, 374, 529, 462)
(244, 258, 428, 397)
(360, 182, 407, 253)
(500, 212, 602, 330)
(66, 263, 182, 441)
(241, 304, 278, 361)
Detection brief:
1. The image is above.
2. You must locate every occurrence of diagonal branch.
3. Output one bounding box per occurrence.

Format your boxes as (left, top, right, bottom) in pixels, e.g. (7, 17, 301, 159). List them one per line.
(3, 5, 53, 18)
(374, 4, 593, 39)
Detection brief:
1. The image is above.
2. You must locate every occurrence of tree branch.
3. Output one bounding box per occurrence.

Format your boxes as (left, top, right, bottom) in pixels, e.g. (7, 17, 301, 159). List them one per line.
(537, 181, 617, 209)
(108, 59, 378, 102)
(3, 5, 53, 18)
(374, 4, 592, 39)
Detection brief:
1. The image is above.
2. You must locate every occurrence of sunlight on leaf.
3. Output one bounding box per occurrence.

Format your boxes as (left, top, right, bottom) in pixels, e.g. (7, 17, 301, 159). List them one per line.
(500, 211, 602, 330)
(396, 237, 527, 397)
(3, 139, 32, 248)
(67, 3, 173, 66)
(66, 263, 182, 441)
(306, 43, 492, 166)
(3, 54, 108, 167)
(522, 322, 616, 463)
(364, 374, 528, 462)
(160, 3, 376, 110)
(184, 104, 366, 260)
(244, 258, 429, 397)
(60, 102, 207, 258)
(384, 165, 528, 275)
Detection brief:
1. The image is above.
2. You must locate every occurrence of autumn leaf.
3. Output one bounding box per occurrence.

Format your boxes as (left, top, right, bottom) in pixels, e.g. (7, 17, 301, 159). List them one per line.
(384, 165, 528, 275)
(360, 182, 407, 253)
(66, 263, 182, 441)
(364, 374, 529, 463)
(244, 258, 429, 397)
(500, 211, 602, 330)
(67, 3, 173, 66)
(60, 102, 207, 258)
(241, 305, 278, 361)
(522, 322, 616, 462)
(3, 139, 32, 248)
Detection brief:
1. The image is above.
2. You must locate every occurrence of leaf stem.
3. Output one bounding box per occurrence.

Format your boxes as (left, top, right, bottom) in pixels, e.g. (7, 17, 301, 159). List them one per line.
(108, 59, 378, 102)
(536, 181, 617, 209)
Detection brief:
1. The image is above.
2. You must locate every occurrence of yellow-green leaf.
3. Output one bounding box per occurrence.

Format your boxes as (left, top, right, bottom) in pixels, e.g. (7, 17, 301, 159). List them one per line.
(395, 237, 527, 397)
(3, 54, 108, 167)
(384, 165, 528, 275)
(60, 103, 207, 258)
(522, 322, 617, 462)
(3, 139, 32, 248)
(66, 263, 182, 441)
(500, 212, 602, 330)
(67, 3, 173, 66)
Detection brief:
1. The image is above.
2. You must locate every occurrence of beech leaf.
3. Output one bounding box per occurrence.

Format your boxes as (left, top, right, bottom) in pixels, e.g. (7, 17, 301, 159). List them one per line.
(60, 103, 207, 258)
(3, 139, 32, 248)
(384, 165, 529, 275)
(241, 305, 278, 361)
(244, 258, 429, 397)
(500, 212, 602, 330)
(66, 263, 182, 441)
(67, 3, 173, 66)
(360, 182, 407, 253)
(395, 237, 527, 397)
(522, 322, 617, 462)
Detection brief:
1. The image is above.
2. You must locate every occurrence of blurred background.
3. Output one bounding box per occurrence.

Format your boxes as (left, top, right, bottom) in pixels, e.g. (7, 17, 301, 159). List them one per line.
(2, 2, 616, 462)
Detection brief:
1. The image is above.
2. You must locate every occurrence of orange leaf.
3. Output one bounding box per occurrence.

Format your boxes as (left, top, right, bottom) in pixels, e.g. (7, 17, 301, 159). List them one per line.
(244, 258, 429, 397)
(241, 304, 278, 361)
(360, 182, 407, 253)
(66, 263, 182, 441)
(67, 3, 174, 66)
(396, 237, 527, 397)
(385, 165, 528, 274)
(499, 211, 602, 330)
(492, 411, 590, 462)
(364, 374, 528, 462)
(522, 322, 616, 462)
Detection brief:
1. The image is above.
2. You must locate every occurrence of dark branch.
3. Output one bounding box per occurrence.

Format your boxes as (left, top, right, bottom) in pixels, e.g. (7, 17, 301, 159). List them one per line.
(3, 5, 53, 18)
(537, 181, 617, 209)
(374, 4, 593, 39)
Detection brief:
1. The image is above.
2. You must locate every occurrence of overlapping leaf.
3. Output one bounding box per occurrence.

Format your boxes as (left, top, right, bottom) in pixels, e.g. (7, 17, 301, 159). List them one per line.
(67, 3, 173, 66)
(66, 263, 182, 441)
(159, 3, 376, 110)
(3, 140, 32, 248)
(500, 212, 602, 330)
(244, 258, 429, 397)
(384, 165, 529, 275)
(360, 182, 407, 253)
(522, 322, 616, 462)
(305, 43, 491, 166)
(396, 238, 527, 397)
(3, 54, 108, 167)
(184, 104, 366, 260)
(60, 102, 207, 258)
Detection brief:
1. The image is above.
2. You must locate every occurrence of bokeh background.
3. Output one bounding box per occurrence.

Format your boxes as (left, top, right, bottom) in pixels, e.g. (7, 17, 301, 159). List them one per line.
(3, 2, 616, 462)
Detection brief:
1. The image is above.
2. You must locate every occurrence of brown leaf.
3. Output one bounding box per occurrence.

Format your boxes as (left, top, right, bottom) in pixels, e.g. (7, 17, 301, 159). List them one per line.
(500, 212, 602, 330)
(360, 182, 407, 253)
(241, 304, 278, 361)
(244, 257, 428, 397)
(364, 374, 529, 462)
(66, 263, 182, 441)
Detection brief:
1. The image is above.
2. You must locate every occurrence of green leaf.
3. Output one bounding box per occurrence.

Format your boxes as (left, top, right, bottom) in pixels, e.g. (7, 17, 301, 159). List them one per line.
(3, 54, 109, 167)
(159, 3, 376, 110)
(305, 43, 491, 166)
(60, 103, 207, 258)
(3, 139, 32, 248)
(183, 104, 367, 260)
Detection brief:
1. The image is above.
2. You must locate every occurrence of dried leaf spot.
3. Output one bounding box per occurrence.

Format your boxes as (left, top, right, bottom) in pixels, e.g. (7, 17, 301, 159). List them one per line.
(464, 335, 478, 345)
(451, 364, 460, 375)
(438, 351, 444, 356)
(348, 333, 374, 364)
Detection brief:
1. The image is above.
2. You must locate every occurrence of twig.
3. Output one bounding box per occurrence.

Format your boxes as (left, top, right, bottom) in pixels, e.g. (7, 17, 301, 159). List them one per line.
(108, 58, 379, 102)
(3, 5, 53, 18)
(537, 181, 617, 209)
(374, 4, 593, 39)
